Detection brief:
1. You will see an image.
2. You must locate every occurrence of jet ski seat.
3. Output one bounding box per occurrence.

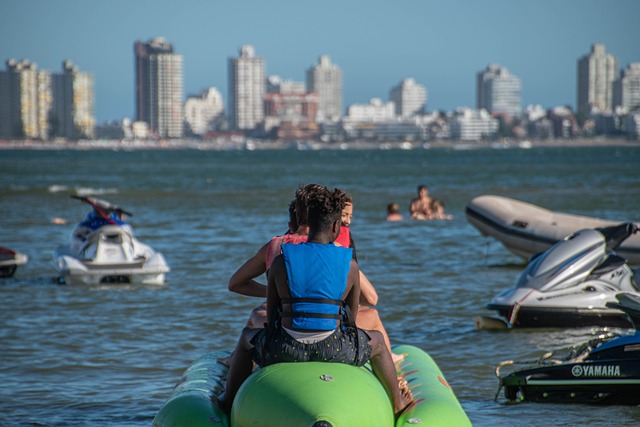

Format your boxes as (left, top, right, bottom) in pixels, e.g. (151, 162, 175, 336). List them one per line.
(589, 255, 626, 277)
(607, 293, 640, 329)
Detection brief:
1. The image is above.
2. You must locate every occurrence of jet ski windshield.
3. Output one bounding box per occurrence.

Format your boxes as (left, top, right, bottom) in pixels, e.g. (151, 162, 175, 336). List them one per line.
(515, 229, 606, 291)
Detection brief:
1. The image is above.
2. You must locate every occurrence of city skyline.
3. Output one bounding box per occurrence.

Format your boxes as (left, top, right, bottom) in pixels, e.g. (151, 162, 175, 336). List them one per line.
(2, 0, 639, 123)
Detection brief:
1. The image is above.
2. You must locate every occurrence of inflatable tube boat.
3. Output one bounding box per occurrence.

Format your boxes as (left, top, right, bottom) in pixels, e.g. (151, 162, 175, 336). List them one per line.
(153, 344, 471, 427)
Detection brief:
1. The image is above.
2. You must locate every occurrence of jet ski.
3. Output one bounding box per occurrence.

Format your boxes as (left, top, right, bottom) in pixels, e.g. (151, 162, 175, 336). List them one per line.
(52, 196, 170, 285)
(0, 246, 28, 278)
(495, 293, 640, 405)
(486, 222, 639, 328)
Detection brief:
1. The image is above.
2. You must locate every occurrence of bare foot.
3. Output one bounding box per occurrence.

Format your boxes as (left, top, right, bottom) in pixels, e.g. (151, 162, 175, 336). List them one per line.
(392, 352, 406, 364)
(394, 378, 414, 416)
(213, 392, 231, 416)
(217, 356, 231, 367)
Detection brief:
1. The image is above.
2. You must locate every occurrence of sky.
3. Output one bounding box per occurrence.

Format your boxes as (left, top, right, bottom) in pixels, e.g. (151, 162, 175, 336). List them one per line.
(2, 0, 639, 123)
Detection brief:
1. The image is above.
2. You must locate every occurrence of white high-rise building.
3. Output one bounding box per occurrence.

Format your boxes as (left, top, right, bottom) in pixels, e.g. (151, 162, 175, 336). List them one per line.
(476, 64, 521, 117)
(614, 63, 640, 113)
(0, 59, 38, 139)
(228, 45, 265, 131)
(306, 55, 342, 122)
(577, 43, 618, 117)
(389, 78, 427, 118)
(184, 87, 224, 135)
(134, 37, 183, 138)
(51, 60, 95, 139)
(36, 70, 52, 140)
(149, 53, 183, 138)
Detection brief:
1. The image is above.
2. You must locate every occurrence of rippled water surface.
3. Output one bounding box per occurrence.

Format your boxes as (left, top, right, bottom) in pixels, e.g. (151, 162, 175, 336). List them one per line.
(1, 145, 639, 426)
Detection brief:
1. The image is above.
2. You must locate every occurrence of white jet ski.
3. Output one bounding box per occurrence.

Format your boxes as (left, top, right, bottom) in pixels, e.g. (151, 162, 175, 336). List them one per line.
(486, 222, 640, 328)
(52, 196, 170, 285)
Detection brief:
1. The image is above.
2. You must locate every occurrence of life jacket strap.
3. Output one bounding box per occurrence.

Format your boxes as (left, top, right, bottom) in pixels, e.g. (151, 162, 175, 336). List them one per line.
(279, 297, 345, 321)
(281, 297, 343, 306)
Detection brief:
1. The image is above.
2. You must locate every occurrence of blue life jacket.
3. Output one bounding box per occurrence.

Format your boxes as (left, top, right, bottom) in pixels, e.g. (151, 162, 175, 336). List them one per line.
(281, 242, 353, 331)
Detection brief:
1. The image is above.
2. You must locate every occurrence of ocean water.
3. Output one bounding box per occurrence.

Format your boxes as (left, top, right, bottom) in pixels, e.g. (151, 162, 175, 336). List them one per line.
(1, 144, 639, 426)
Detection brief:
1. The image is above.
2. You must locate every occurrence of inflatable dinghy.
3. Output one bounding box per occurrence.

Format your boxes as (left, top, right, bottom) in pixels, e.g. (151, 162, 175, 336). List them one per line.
(465, 195, 640, 265)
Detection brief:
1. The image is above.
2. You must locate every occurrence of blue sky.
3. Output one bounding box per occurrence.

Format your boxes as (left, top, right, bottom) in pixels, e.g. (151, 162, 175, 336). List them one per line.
(2, 0, 639, 122)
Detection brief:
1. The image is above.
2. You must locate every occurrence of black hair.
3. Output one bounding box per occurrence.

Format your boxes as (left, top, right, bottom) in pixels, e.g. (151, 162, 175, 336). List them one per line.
(307, 187, 344, 232)
(293, 183, 325, 226)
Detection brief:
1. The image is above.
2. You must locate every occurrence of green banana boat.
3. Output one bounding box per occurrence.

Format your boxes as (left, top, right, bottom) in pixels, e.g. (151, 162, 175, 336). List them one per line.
(153, 344, 471, 427)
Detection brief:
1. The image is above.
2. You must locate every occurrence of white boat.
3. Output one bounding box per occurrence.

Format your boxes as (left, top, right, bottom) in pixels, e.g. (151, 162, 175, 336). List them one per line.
(0, 246, 28, 278)
(52, 197, 170, 285)
(465, 195, 640, 265)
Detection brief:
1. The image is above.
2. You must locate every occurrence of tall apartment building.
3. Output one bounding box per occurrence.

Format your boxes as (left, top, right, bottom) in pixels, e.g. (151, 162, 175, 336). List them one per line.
(0, 59, 51, 139)
(614, 63, 640, 113)
(134, 37, 183, 138)
(577, 44, 618, 117)
(389, 78, 427, 118)
(51, 60, 95, 139)
(228, 45, 265, 131)
(476, 64, 521, 117)
(306, 55, 342, 122)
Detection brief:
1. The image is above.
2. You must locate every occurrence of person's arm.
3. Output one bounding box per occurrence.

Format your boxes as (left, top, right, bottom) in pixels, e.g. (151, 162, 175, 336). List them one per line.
(358, 270, 378, 306)
(345, 259, 361, 320)
(409, 199, 421, 217)
(228, 243, 269, 297)
(266, 254, 285, 324)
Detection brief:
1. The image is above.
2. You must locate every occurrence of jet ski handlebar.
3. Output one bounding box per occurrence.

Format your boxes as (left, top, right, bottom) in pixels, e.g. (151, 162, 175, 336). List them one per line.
(70, 195, 134, 217)
(597, 222, 638, 250)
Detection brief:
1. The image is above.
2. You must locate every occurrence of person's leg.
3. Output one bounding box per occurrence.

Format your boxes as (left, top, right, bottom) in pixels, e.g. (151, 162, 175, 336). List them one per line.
(219, 303, 267, 367)
(246, 302, 267, 329)
(356, 306, 404, 363)
(219, 327, 259, 414)
(366, 330, 413, 415)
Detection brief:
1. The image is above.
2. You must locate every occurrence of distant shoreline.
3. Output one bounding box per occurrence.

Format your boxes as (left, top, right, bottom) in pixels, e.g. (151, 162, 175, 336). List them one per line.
(0, 137, 638, 151)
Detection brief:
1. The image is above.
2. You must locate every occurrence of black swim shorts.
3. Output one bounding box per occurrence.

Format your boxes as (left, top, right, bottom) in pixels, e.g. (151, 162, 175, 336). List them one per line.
(251, 325, 372, 367)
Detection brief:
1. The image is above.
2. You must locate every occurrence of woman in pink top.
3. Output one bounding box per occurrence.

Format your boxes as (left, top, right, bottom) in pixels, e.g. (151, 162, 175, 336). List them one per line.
(335, 189, 403, 363)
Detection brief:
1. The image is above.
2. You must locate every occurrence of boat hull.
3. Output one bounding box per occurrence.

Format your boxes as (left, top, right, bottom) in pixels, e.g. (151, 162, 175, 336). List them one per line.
(465, 195, 640, 265)
(153, 345, 471, 427)
(502, 359, 640, 405)
(52, 225, 169, 285)
(0, 247, 28, 278)
(487, 303, 633, 328)
(52, 253, 169, 285)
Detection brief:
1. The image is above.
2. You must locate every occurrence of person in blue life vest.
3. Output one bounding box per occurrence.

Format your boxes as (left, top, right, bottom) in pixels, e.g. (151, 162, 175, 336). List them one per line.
(226, 184, 322, 330)
(70, 198, 133, 253)
(78, 208, 127, 230)
(219, 186, 413, 416)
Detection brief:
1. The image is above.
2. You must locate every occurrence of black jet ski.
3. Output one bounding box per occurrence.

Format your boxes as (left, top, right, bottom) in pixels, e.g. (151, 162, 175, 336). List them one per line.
(495, 293, 640, 405)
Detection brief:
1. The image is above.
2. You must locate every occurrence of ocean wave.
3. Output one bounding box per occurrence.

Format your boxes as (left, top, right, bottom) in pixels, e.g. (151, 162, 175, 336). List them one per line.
(48, 185, 118, 196)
